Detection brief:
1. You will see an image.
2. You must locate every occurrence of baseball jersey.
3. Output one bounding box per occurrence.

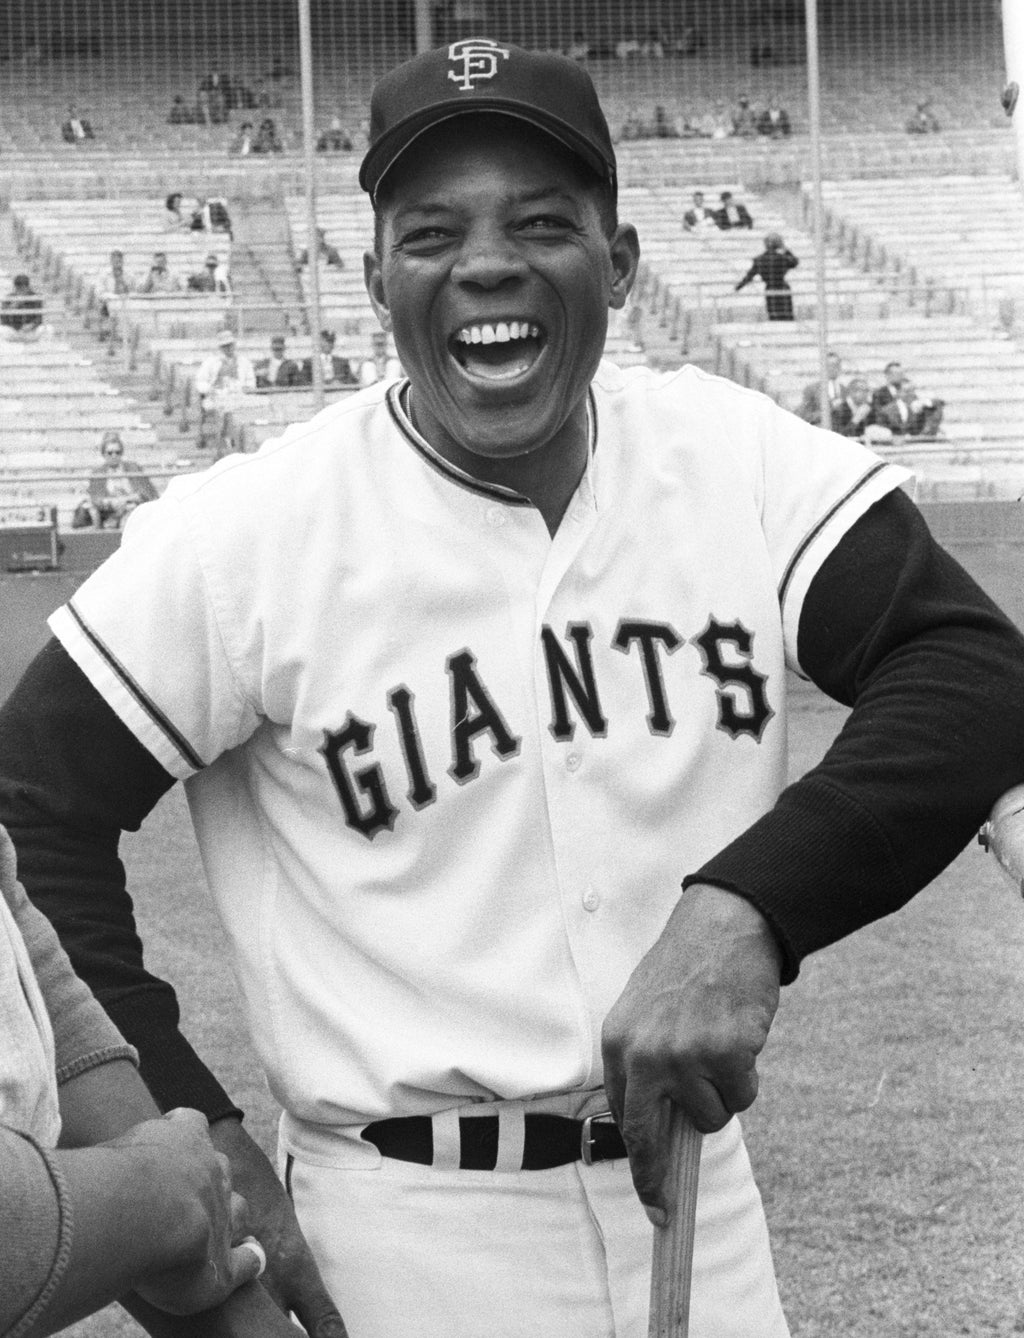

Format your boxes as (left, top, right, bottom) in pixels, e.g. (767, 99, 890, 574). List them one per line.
(49, 361, 909, 1142)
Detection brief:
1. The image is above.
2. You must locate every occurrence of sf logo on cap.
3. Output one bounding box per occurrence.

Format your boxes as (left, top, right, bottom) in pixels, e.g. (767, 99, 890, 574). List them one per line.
(447, 38, 509, 92)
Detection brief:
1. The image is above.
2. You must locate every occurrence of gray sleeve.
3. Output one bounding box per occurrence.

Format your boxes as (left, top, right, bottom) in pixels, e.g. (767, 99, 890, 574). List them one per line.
(0, 1128, 71, 1338)
(2, 830, 137, 1085)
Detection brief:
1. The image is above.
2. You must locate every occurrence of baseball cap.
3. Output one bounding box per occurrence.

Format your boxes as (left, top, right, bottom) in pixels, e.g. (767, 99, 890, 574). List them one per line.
(359, 38, 617, 202)
(216, 328, 236, 347)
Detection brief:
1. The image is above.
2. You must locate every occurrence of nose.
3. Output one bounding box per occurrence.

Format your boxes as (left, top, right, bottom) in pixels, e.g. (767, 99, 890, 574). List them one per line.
(451, 223, 528, 290)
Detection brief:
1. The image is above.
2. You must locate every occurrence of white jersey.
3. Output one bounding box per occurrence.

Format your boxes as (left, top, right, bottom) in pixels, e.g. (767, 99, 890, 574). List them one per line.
(50, 361, 908, 1145)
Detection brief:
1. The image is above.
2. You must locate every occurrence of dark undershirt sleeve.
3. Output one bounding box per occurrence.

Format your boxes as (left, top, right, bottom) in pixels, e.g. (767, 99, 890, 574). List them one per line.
(685, 489, 1024, 983)
(0, 638, 243, 1121)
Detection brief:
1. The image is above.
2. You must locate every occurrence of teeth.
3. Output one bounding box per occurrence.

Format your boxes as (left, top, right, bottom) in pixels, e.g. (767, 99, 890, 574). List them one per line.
(455, 322, 540, 345)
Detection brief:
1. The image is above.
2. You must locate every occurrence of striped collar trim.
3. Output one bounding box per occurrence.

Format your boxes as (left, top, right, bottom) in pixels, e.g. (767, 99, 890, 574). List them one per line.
(386, 380, 598, 508)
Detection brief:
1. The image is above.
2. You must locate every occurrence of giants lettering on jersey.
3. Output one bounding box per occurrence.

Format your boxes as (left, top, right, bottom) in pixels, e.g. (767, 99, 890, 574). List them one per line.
(320, 616, 773, 839)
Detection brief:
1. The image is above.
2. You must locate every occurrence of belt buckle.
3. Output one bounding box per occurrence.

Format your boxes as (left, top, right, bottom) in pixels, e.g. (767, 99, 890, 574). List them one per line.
(580, 1110, 616, 1165)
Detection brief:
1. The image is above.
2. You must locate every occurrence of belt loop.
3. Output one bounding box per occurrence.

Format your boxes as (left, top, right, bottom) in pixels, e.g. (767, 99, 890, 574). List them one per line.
(431, 1107, 462, 1169)
(493, 1102, 526, 1172)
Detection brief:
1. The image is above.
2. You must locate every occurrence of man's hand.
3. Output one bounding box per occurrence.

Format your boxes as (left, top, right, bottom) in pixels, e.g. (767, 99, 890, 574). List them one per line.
(601, 884, 782, 1226)
(208, 1116, 347, 1337)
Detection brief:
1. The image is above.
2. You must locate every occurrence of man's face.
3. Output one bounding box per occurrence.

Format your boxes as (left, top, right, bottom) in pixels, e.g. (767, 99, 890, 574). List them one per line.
(271, 337, 286, 357)
(826, 353, 841, 378)
(111, 252, 124, 271)
(887, 362, 904, 386)
(364, 119, 638, 467)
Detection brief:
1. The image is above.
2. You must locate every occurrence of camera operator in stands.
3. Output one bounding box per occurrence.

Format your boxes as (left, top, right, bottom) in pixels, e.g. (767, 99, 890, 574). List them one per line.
(0, 274, 44, 342)
(191, 196, 234, 240)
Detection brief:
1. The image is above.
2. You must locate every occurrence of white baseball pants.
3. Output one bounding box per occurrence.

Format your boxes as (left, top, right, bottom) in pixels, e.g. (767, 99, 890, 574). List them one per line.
(283, 1109, 790, 1338)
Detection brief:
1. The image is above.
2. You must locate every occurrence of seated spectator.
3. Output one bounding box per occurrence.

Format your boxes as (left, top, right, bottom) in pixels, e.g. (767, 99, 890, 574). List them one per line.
(832, 376, 877, 438)
(317, 115, 353, 152)
(164, 191, 192, 229)
(82, 431, 158, 528)
(652, 105, 680, 138)
(566, 31, 592, 60)
(715, 190, 754, 229)
(639, 29, 666, 58)
(615, 31, 641, 59)
(167, 93, 196, 124)
(0, 824, 268, 1335)
(906, 99, 940, 134)
(875, 378, 944, 438)
(757, 98, 792, 138)
(0, 274, 44, 341)
(91, 249, 135, 341)
(195, 329, 257, 422)
(683, 190, 718, 233)
(297, 227, 344, 269)
(60, 104, 94, 142)
(253, 117, 285, 153)
(731, 94, 759, 138)
(358, 330, 402, 388)
(191, 196, 233, 237)
(871, 360, 906, 414)
(188, 253, 231, 294)
(140, 250, 182, 294)
(798, 351, 848, 424)
(229, 121, 256, 155)
(300, 329, 358, 387)
(255, 333, 302, 389)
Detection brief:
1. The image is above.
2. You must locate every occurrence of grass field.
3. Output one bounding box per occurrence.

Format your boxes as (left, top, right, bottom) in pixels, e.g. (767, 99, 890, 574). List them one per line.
(2, 534, 1022, 1337)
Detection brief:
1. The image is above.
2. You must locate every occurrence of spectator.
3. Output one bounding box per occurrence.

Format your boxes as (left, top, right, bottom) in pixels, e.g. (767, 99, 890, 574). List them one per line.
(757, 98, 792, 138)
(798, 351, 848, 424)
(84, 431, 158, 529)
(317, 115, 353, 152)
(832, 376, 877, 438)
(0, 274, 44, 341)
(191, 196, 233, 237)
(194, 328, 257, 417)
(253, 117, 285, 153)
(229, 121, 256, 155)
(566, 31, 592, 60)
(614, 30, 641, 59)
(167, 93, 195, 125)
(715, 189, 754, 229)
(731, 93, 759, 137)
(0, 824, 268, 1335)
(60, 104, 94, 142)
(875, 378, 945, 438)
(639, 29, 666, 58)
(683, 190, 718, 233)
(358, 329, 402, 387)
(734, 233, 800, 320)
(301, 329, 357, 386)
(188, 253, 231, 294)
(140, 251, 181, 294)
(871, 360, 906, 414)
(619, 109, 645, 141)
(255, 333, 302, 389)
(297, 227, 344, 269)
(652, 105, 680, 138)
(907, 99, 940, 134)
(91, 249, 134, 341)
(164, 191, 192, 228)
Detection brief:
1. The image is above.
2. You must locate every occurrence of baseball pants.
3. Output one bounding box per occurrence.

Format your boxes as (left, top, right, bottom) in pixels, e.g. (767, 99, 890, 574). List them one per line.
(283, 1104, 790, 1338)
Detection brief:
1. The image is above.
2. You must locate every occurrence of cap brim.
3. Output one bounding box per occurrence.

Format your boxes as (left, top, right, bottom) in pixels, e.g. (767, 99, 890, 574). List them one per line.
(360, 101, 614, 201)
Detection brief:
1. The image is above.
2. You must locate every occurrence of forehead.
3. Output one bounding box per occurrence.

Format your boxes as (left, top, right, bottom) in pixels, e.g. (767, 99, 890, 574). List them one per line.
(379, 116, 598, 215)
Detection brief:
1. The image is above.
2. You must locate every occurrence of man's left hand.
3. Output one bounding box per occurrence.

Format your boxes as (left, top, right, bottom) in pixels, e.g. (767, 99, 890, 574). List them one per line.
(601, 884, 782, 1226)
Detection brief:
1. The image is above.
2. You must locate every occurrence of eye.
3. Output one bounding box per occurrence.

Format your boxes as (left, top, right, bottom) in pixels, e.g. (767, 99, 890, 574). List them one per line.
(519, 214, 576, 236)
(395, 226, 455, 254)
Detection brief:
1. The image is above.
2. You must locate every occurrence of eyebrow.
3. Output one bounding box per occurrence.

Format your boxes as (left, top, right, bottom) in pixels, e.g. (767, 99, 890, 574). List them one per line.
(392, 185, 582, 222)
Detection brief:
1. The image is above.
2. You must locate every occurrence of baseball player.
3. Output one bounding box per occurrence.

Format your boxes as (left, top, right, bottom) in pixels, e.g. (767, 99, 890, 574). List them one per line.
(2, 40, 1024, 1338)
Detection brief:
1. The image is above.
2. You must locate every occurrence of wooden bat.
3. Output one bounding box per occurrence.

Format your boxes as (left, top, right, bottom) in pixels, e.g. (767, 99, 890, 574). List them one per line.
(978, 783, 1024, 897)
(648, 1108, 703, 1338)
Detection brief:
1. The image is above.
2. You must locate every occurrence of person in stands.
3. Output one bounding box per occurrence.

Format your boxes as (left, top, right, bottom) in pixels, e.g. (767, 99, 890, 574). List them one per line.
(0, 274, 44, 341)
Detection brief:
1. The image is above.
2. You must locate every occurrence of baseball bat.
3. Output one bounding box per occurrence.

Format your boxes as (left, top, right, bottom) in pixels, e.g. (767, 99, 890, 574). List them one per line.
(978, 783, 1024, 898)
(648, 1108, 703, 1338)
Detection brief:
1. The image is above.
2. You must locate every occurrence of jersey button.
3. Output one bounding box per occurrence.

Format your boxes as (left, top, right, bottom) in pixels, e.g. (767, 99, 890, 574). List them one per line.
(486, 506, 507, 527)
(582, 887, 600, 912)
(566, 752, 581, 772)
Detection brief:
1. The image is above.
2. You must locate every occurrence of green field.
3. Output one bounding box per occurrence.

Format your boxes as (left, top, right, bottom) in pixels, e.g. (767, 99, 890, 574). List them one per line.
(2, 535, 1022, 1337)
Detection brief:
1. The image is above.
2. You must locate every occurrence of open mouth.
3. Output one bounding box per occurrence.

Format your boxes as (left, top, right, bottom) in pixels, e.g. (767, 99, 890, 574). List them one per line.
(450, 320, 547, 382)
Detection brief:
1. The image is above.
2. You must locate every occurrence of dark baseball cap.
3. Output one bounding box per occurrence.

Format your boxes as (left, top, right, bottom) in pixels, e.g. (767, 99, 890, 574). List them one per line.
(359, 38, 617, 202)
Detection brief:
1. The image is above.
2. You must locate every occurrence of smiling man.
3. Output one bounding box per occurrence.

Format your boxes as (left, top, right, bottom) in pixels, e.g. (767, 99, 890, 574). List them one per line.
(1, 39, 1024, 1338)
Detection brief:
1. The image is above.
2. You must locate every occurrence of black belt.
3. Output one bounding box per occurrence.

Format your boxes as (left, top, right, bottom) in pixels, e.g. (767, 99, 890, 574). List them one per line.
(361, 1110, 626, 1170)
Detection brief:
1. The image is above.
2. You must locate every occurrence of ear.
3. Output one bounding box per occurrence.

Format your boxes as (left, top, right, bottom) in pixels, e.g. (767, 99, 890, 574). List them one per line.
(363, 250, 392, 331)
(607, 223, 641, 312)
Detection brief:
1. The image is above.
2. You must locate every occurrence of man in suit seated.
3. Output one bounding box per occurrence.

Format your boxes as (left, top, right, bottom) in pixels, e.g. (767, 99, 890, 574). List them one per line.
(797, 351, 847, 424)
(299, 329, 358, 387)
(683, 190, 717, 233)
(875, 379, 944, 439)
(831, 377, 877, 438)
(714, 190, 753, 230)
(255, 334, 302, 389)
(870, 360, 905, 415)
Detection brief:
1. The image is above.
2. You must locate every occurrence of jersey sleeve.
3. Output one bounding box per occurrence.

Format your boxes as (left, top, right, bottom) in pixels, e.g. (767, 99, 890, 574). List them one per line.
(49, 488, 259, 780)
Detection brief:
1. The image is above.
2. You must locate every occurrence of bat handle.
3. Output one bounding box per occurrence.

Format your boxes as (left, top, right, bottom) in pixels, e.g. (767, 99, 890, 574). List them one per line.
(648, 1108, 703, 1338)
